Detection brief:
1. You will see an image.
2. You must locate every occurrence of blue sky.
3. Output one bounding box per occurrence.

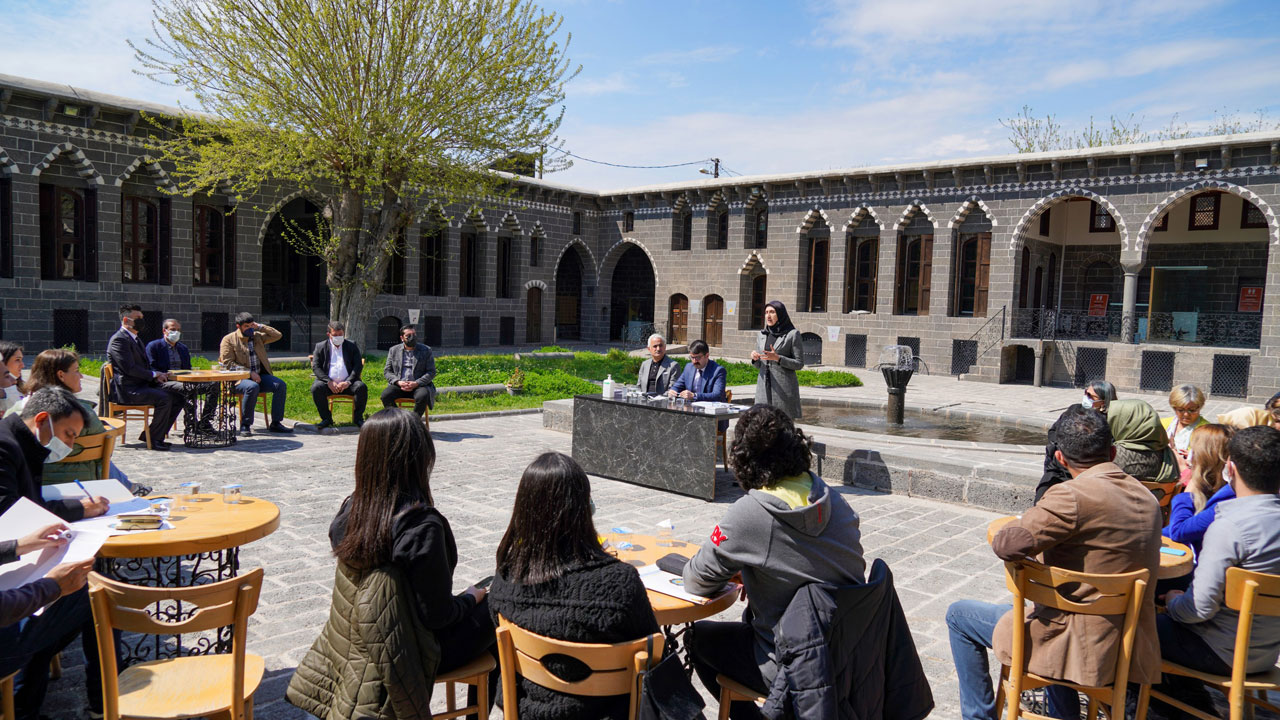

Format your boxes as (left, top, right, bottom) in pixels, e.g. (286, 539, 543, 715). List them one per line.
(3, 0, 1279, 189)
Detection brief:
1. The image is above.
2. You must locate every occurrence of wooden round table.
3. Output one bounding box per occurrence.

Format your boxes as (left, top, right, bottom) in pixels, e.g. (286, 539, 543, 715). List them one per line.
(986, 515, 1194, 579)
(171, 370, 250, 447)
(605, 533, 739, 625)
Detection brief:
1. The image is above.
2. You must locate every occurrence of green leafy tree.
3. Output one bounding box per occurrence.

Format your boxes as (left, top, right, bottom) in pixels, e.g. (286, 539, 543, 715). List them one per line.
(133, 0, 578, 333)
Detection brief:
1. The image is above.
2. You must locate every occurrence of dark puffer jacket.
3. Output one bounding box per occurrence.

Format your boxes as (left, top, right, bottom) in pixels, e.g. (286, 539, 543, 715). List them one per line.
(489, 555, 660, 720)
(761, 560, 933, 720)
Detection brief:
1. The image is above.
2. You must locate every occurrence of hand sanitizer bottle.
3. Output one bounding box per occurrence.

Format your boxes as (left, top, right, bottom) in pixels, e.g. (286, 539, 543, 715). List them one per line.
(602, 374, 613, 399)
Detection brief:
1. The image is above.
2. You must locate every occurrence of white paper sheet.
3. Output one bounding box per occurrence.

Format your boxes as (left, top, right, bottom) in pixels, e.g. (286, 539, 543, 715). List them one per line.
(43, 479, 135, 505)
(0, 497, 108, 592)
(637, 564, 738, 605)
(691, 401, 740, 415)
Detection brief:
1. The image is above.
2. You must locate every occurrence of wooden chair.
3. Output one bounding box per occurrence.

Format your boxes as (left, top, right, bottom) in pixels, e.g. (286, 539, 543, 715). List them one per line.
(393, 397, 430, 430)
(434, 652, 497, 720)
(1, 670, 15, 720)
(326, 358, 367, 420)
(716, 674, 766, 720)
(88, 567, 265, 720)
(1141, 479, 1181, 525)
(53, 417, 126, 479)
(495, 615, 662, 720)
(716, 389, 733, 468)
(234, 392, 271, 426)
(996, 559, 1151, 720)
(1150, 567, 1280, 720)
(103, 364, 153, 450)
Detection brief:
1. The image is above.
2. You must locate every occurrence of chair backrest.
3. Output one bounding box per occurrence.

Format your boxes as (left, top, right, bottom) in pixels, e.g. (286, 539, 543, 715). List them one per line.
(55, 430, 107, 465)
(89, 567, 264, 720)
(1005, 560, 1149, 696)
(725, 389, 733, 403)
(101, 363, 115, 397)
(495, 615, 662, 720)
(1140, 479, 1180, 507)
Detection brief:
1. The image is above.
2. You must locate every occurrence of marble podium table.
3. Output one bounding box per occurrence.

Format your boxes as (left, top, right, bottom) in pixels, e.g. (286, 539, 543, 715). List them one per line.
(571, 394, 740, 501)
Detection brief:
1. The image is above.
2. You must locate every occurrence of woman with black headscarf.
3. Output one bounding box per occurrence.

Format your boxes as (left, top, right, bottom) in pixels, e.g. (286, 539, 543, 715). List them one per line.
(752, 300, 804, 419)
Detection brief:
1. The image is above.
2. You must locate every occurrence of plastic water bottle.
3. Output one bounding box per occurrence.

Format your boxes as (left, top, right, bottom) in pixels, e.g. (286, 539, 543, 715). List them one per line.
(602, 374, 613, 399)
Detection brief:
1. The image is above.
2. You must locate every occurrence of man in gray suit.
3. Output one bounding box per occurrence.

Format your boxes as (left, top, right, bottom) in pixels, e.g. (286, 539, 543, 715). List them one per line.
(380, 325, 437, 415)
(636, 333, 679, 395)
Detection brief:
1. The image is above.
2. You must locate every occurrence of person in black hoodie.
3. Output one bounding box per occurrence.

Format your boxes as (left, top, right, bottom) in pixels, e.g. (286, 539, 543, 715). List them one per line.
(490, 452, 660, 720)
(328, 407, 497, 712)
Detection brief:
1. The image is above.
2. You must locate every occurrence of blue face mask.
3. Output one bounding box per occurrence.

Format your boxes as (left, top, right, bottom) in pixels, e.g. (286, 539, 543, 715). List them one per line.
(243, 327, 255, 339)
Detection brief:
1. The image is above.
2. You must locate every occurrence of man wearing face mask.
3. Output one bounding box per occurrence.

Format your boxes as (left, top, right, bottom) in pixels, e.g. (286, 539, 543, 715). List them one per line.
(310, 320, 367, 430)
(381, 324, 436, 417)
(107, 305, 183, 450)
(220, 312, 292, 436)
(145, 318, 218, 433)
(0, 387, 109, 520)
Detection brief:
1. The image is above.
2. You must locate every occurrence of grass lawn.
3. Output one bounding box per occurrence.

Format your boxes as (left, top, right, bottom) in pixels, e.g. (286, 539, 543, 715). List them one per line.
(79, 349, 862, 426)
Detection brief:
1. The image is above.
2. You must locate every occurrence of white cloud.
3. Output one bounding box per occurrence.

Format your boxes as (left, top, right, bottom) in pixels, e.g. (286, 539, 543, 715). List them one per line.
(639, 45, 740, 66)
(568, 72, 633, 97)
(1044, 40, 1239, 89)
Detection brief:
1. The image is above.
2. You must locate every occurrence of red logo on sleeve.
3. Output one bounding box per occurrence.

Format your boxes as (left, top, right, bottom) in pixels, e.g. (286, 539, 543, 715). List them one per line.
(711, 525, 727, 546)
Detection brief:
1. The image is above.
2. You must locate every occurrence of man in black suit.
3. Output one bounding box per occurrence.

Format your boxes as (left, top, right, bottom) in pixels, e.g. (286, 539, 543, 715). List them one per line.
(107, 305, 183, 450)
(311, 321, 367, 430)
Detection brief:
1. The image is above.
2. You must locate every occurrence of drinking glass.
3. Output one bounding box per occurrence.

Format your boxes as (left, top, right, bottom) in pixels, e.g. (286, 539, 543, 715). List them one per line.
(657, 520, 676, 547)
(178, 481, 201, 511)
(149, 498, 172, 520)
(221, 484, 243, 504)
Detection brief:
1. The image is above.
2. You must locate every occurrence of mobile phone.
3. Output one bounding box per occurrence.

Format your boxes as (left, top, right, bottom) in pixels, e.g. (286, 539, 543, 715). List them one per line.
(475, 575, 494, 589)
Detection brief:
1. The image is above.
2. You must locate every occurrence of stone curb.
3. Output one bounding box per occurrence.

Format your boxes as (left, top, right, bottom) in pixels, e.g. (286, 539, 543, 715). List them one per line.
(301, 407, 545, 434)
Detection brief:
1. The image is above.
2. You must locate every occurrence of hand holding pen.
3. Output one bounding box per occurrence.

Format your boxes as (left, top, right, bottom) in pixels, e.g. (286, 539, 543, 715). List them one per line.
(73, 479, 110, 519)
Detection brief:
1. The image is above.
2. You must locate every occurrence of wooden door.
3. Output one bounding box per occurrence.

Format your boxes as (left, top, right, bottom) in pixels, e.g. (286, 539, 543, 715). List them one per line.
(526, 287, 542, 343)
(703, 295, 723, 347)
(669, 294, 688, 344)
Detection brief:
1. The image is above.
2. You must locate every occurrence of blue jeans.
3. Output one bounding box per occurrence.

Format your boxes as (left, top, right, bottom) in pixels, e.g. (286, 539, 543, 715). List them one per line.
(947, 599, 1079, 720)
(235, 373, 287, 426)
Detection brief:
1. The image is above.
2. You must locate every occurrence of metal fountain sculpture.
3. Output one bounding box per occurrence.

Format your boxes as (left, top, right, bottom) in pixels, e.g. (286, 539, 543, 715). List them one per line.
(877, 345, 916, 425)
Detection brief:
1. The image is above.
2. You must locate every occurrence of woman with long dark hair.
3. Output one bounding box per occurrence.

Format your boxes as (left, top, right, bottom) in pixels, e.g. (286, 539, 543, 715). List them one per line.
(290, 408, 496, 719)
(0, 341, 24, 414)
(490, 452, 659, 720)
(751, 300, 804, 419)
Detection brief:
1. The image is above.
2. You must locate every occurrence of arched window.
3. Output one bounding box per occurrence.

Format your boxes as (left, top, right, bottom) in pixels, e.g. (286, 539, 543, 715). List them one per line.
(894, 218, 932, 316)
(384, 228, 406, 295)
(844, 218, 878, 314)
(193, 204, 224, 287)
(495, 235, 513, 298)
(802, 230, 830, 313)
(419, 224, 446, 296)
(39, 184, 97, 282)
(751, 206, 768, 249)
(459, 229, 482, 297)
(951, 232, 991, 317)
(672, 209, 692, 251)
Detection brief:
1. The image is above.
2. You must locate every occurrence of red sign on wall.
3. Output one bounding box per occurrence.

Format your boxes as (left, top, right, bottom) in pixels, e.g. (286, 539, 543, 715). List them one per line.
(1088, 294, 1109, 317)
(1239, 286, 1264, 313)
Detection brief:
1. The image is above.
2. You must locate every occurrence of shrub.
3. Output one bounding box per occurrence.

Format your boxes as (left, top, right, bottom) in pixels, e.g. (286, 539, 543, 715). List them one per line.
(796, 369, 862, 387)
(522, 369, 599, 397)
(536, 345, 569, 352)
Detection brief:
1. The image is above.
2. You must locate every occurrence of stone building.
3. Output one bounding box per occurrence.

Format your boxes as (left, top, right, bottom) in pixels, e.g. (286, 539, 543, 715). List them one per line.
(1, 74, 1277, 401)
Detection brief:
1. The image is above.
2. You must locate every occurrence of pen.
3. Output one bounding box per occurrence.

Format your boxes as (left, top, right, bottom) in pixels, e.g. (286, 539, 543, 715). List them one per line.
(72, 479, 93, 500)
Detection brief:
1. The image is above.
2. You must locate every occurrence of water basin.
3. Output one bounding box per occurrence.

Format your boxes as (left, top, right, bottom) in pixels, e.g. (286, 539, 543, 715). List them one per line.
(794, 403, 1046, 445)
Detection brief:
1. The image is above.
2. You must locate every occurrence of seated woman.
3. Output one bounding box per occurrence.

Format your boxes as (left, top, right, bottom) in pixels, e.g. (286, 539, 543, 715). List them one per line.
(682, 404, 866, 720)
(1036, 381, 1119, 501)
(5, 349, 137, 492)
(1106, 398, 1179, 485)
(489, 452, 659, 720)
(1161, 384, 1208, 472)
(1164, 424, 1234, 556)
(0, 341, 23, 414)
(289, 408, 496, 719)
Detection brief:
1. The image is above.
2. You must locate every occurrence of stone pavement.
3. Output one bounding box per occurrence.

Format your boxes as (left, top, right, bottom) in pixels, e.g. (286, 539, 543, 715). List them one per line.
(41, 409, 1008, 719)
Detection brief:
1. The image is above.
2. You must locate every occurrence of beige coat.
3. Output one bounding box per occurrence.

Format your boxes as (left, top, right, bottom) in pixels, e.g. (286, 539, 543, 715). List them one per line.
(991, 462, 1162, 687)
(218, 324, 282, 375)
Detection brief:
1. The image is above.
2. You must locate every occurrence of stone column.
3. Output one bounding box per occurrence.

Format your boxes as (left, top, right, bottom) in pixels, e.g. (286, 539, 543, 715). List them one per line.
(1033, 343, 1045, 387)
(1120, 257, 1143, 344)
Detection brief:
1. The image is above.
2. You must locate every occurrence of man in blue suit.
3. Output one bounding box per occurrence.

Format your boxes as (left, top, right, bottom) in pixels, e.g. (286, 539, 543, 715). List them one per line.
(145, 318, 217, 432)
(107, 305, 182, 449)
(669, 339, 729, 430)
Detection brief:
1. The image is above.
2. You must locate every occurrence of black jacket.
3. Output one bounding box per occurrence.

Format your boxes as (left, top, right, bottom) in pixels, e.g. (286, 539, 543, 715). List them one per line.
(311, 339, 364, 384)
(489, 555, 660, 720)
(761, 559, 932, 720)
(107, 326, 158, 400)
(0, 414, 84, 521)
(1036, 412, 1072, 502)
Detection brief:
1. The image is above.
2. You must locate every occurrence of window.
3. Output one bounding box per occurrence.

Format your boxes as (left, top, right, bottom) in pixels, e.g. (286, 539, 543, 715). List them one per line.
(844, 237, 877, 313)
(193, 204, 224, 287)
(1018, 247, 1030, 309)
(572, 211, 582, 235)
(1088, 201, 1116, 232)
(893, 232, 932, 315)
(1242, 199, 1268, 229)
(1153, 213, 1168, 232)
(39, 184, 97, 281)
(951, 232, 991, 317)
(1038, 208, 1051, 237)
(459, 229, 481, 297)
(750, 274, 766, 329)
(711, 209, 729, 250)
(528, 231, 540, 267)
(0, 176, 11, 278)
(419, 224, 446, 296)
(1046, 252, 1058, 310)
(384, 229, 406, 295)
(496, 235, 513, 298)
(122, 196, 159, 283)
(1188, 192, 1220, 230)
(623, 211, 634, 233)
(672, 209, 692, 251)
(749, 206, 768, 249)
(802, 235, 829, 312)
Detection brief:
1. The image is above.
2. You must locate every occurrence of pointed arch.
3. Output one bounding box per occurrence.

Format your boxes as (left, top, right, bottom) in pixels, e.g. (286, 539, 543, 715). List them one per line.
(463, 206, 488, 231)
(499, 210, 522, 235)
(841, 203, 883, 232)
(115, 155, 174, 191)
(947, 195, 997, 229)
(738, 252, 769, 275)
(796, 206, 832, 233)
(1010, 187, 1128, 253)
(524, 279, 548, 291)
(599, 238, 660, 285)
(0, 148, 16, 175)
(415, 201, 449, 225)
(894, 200, 938, 230)
(1137, 180, 1279, 252)
(256, 188, 328, 246)
(553, 236, 598, 278)
(30, 142, 103, 184)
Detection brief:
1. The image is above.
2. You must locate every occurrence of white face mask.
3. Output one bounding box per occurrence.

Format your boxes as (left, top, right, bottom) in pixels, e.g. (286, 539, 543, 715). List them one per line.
(1223, 462, 1235, 489)
(42, 417, 73, 464)
(1081, 395, 1094, 409)
(166, 330, 181, 343)
(3, 384, 19, 401)
(331, 336, 343, 346)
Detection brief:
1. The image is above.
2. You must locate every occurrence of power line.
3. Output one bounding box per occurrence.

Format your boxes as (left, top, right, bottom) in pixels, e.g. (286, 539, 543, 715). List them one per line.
(545, 146, 715, 171)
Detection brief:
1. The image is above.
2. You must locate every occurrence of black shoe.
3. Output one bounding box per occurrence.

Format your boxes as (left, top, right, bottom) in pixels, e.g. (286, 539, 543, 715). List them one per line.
(268, 422, 294, 433)
(197, 419, 216, 433)
(130, 483, 152, 497)
(316, 419, 334, 431)
(238, 426, 253, 437)
(149, 440, 171, 451)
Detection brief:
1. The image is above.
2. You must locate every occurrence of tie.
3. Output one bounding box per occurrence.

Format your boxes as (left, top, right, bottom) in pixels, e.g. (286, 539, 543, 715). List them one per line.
(694, 369, 702, 390)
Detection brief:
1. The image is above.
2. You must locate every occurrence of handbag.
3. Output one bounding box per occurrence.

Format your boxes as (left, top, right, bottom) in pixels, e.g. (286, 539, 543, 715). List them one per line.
(637, 635, 706, 720)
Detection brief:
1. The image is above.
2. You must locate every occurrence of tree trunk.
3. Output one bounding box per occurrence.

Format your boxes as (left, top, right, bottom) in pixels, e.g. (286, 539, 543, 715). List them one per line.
(327, 184, 411, 349)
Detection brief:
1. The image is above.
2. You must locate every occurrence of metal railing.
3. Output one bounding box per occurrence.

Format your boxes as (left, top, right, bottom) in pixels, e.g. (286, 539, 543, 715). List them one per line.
(1012, 308, 1261, 349)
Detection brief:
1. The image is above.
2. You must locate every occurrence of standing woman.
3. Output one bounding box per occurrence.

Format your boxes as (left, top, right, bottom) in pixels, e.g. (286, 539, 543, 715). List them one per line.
(752, 301, 804, 419)
(0, 341, 24, 414)
(289, 408, 496, 720)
